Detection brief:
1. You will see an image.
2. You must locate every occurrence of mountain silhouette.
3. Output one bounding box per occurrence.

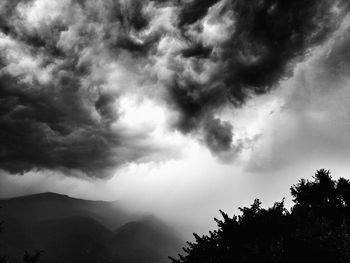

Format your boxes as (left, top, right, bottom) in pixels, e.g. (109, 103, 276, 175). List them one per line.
(110, 217, 184, 263)
(0, 192, 131, 229)
(0, 193, 183, 263)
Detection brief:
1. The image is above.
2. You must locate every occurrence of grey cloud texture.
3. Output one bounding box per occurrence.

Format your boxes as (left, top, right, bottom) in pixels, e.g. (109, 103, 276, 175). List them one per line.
(0, 0, 173, 177)
(0, 0, 349, 177)
(246, 17, 350, 173)
(166, 0, 348, 152)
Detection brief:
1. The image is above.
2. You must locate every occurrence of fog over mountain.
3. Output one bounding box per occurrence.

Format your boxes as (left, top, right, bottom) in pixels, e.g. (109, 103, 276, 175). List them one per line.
(1, 0, 350, 251)
(0, 193, 184, 263)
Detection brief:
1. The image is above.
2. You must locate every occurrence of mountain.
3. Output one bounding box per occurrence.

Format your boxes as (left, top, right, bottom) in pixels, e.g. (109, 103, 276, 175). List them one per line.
(110, 217, 184, 263)
(0, 193, 184, 263)
(31, 216, 112, 263)
(0, 192, 131, 229)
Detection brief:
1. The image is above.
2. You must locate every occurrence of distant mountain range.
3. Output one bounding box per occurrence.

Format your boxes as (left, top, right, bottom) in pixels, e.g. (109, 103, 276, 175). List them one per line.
(0, 193, 184, 263)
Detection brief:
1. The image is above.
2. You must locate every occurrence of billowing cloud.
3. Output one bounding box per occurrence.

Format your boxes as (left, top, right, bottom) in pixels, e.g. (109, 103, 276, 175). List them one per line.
(0, 0, 349, 177)
(0, 0, 175, 177)
(165, 0, 348, 155)
(245, 15, 350, 173)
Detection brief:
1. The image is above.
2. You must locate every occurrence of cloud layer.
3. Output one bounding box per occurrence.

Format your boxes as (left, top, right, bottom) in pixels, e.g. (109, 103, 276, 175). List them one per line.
(0, 0, 349, 177)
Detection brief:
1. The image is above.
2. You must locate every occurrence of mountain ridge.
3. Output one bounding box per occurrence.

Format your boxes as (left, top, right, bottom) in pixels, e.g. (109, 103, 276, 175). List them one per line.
(0, 191, 184, 263)
(0, 192, 118, 204)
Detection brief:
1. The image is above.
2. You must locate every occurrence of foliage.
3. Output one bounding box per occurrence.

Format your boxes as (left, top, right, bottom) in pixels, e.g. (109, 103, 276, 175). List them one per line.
(170, 169, 350, 263)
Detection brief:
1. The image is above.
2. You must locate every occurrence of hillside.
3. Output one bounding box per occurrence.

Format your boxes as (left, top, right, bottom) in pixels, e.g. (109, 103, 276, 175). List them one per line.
(0, 193, 184, 263)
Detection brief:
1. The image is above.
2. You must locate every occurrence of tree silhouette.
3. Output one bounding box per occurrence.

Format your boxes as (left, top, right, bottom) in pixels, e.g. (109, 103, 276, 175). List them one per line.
(170, 169, 350, 263)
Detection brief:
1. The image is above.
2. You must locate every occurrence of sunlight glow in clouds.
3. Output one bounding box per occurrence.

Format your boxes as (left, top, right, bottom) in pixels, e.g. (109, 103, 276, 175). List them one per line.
(118, 96, 166, 131)
(18, 0, 70, 28)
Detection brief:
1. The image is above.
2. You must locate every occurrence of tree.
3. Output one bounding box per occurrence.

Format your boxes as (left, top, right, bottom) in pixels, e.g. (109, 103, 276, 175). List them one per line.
(170, 169, 350, 263)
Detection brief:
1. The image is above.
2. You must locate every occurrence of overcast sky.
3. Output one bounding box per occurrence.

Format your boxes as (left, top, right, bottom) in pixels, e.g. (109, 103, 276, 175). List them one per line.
(1, 0, 350, 238)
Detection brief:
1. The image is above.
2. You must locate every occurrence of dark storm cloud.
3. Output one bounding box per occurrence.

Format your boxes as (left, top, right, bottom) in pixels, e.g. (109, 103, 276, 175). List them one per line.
(0, 0, 167, 176)
(0, 0, 349, 176)
(202, 117, 233, 153)
(101, 0, 161, 55)
(178, 0, 221, 27)
(168, 77, 227, 133)
(0, 63, 118, 176)
(0, 0, 27, 34)
(220, 0, 345, 103)
(168, 0, 349, 155)
(246, 20, 350, 173)
(181, 42, 212, 59)
(0, 0, 158, 57)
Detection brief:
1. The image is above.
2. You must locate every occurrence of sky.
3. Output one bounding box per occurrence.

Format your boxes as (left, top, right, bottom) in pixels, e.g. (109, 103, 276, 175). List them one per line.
(1, 0, 350, 239)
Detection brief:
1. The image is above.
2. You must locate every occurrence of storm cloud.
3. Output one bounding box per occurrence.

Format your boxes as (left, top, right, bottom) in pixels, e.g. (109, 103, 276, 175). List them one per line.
(0, 0, 349, 177)
(0, 0, 168, 176)
(167, 0, 349, 154)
